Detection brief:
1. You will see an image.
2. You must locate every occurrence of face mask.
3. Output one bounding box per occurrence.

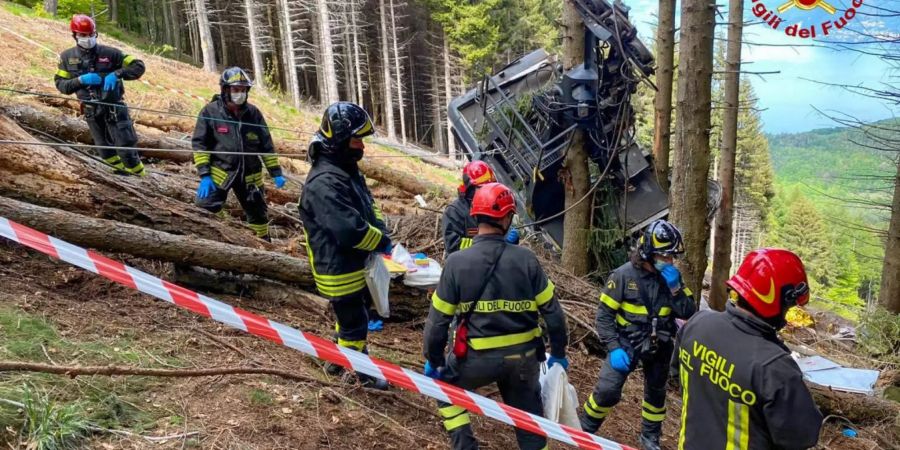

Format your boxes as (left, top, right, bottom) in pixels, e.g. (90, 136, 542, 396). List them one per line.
(76, 36, 97, 49)
(653, 260, 669, 272)
(230, 92, 248, 105)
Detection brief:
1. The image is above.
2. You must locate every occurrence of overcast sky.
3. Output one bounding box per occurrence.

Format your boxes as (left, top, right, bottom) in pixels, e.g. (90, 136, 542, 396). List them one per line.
(623, 0, 900, 134)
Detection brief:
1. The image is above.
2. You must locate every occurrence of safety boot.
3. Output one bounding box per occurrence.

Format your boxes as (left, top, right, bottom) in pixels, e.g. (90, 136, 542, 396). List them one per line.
(578, 411, 603, 434)
(357, 373, 389, 390)
(324, 362, 344, 376)
(638, 431, 661, 450)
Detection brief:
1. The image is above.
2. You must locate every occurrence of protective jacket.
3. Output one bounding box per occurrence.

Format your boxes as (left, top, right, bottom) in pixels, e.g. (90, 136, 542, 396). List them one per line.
(424, 235, 568, 366)
(676, 302, 823, 450)
(597, 260, 696, 355)
(191, 95, 282, 189)
(55, 45, 145, 103)
(441, 193, 479, 256)
(298, 156, 390, 299)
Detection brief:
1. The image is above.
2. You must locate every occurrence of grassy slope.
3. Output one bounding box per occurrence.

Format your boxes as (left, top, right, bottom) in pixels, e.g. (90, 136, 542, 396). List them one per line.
(0, 1, 459, 191)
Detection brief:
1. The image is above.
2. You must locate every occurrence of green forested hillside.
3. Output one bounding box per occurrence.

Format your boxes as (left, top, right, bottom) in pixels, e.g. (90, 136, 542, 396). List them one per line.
(765, 122, 895, 319)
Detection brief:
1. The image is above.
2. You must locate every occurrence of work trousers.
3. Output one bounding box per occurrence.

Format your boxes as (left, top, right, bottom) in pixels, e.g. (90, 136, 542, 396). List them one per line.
(582, 344, 673, 437)
(84, 102, 144, 175)
(437, 346, 547, 450)
(330, 289, 371, 351)
(196, 180, 269, 238)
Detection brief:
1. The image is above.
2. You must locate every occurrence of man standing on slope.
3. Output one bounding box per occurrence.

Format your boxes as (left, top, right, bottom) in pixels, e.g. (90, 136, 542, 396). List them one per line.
(298, 102, 391, 389)
(55, 14, 146, 176)
(423, 182, 568, 450)
(676, 248, 822, 449)
(441, 161, 519, 256)
(580, 220, 697, 450)
(192, 67, 285, 241)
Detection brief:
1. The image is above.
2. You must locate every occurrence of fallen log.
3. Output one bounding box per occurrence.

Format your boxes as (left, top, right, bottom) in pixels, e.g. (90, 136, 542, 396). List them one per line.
(360, 159, 455, 200)
(808, 383, 900, 426)
(0, 114, 263, 247)
(0, 196, 313, 286)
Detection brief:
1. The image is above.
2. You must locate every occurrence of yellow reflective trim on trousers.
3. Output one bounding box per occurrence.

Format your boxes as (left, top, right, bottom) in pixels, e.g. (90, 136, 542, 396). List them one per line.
(583, 394, 611, 419)
(535, 280, 555, 306)
(458, 299, 537, 314)
(248, 222, 269, 237)
(726, 400, 750, 450)
(431, 292, 457, 316)
(56, 69, 74, 79)
(337, 338, 366, 351)
(468, 327, 541, 350)
(616, 314, 631, 326)
(353, 225, 382, 251)
(126, 161, 145, 176)
(642, 409, 666, 422)
(459, 237, 473, 250)
(678, 365, 689, 450)
(659, 306, 672, 316)
(621, 301, 648, 315)
(443, 412, 470, 431)
(210, 166, 228, 185)
(439, 405, 466, 418)
(642, 401, 666, 413)
(123, 54, 137, 66)
(600, 293, 620, 310)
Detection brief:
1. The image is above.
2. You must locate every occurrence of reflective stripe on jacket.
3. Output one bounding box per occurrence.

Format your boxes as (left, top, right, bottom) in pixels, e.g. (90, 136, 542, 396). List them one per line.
(676, 303, 823, 449)
(423, 235, 568, 366)
(298, 157, 389, 299)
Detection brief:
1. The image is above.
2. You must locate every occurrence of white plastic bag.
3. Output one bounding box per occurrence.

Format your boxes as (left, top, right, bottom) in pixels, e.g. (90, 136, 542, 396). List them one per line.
(365, 253, 391, 318)
(539, 361, 580, 428)
(402, 258, 442, 288)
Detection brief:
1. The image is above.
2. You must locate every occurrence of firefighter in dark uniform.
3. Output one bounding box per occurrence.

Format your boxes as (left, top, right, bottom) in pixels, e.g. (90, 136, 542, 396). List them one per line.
(55, 14, 146, 176)
(192, 67, 285, 241)
(677, 248, 822, 450)
(580, 219, 697, 450)
(443, 161, 502, 256)
(298, 102, 391, 389)
(423, 182, 568, 450)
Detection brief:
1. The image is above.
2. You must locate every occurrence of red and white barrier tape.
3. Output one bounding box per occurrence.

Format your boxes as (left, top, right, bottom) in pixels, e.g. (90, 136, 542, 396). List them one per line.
(0, 217, 632, 450)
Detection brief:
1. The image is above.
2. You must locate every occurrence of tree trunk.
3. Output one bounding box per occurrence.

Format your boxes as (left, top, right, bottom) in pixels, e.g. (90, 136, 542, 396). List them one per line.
(170, 0, 182, 59)
(0, 196, 313, 287)
(431, 47, 445, 153)
(109, 0, 118, 22)
(442, 32, 455, 158)
(709, 0, 744, 311)
(193, 0, 217, 72)
(171, 265, 328, 312)
(350, 1, 365, 106)
(389, 0, 406, 145)
(0, 115, 262, 247)
(559, 2, 591, 276)
(652, 0, 676, 193)
(217, 18, 228, 68)
(244, 0, 267, 91)
(276, 0, 300, 108)
(379, 0, 396, 139)
(43, 0, 58, 15)
(879, 158, 900, 313)
(316, 0, 340, 104)
(343, 15, 356, 103)
(670, 0, 716, 296)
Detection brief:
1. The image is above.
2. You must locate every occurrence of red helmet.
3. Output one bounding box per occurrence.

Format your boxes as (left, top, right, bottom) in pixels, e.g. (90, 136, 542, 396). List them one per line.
(70, 14, 96, 35)
(460, 161, 496, 192)
(470, 182, 516, 218)
(726, 248, 810, 319)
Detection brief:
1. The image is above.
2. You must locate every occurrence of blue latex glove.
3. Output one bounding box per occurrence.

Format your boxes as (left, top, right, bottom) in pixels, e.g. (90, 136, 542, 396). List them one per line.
(383, 242, 393, 256)
(547, 356, 569, 370)
(102, 72, 118, 91)
(424, 361, 442, 380)
(78, 73, 101, 86)
(609, 348, 631, 373)
(367, 319, 383, 332)
(197, 176, 216, 199)
(505, 228, 520, 244)
(660, 264, 682, 290)
(273, 175, 286, 189)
